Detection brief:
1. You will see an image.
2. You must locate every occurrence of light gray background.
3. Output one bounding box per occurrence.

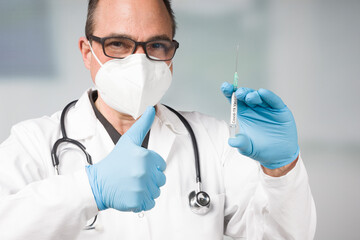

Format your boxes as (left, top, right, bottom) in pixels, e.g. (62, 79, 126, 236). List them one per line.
(0, 0, 359, 239)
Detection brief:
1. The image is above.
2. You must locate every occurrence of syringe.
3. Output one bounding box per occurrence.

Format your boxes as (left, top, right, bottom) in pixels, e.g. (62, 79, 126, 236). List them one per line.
(229, 45, 240, 138)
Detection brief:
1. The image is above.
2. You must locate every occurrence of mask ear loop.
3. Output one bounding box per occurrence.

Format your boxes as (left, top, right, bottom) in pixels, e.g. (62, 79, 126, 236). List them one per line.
(88, 41, 104, 67)
(168, 61, 173, 69)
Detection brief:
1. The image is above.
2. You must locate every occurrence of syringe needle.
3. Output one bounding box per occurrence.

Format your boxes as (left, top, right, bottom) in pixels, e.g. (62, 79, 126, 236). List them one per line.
(233, 44, 240, 89)
(235, 44, 239, 73)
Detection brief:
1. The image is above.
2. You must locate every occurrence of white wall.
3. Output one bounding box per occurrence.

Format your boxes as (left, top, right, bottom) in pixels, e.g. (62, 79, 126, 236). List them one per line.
(0, 0, 91, 141)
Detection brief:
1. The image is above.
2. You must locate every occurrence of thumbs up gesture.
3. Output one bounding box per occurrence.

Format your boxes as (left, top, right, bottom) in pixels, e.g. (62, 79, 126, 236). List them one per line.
(86, 107, 166, 212)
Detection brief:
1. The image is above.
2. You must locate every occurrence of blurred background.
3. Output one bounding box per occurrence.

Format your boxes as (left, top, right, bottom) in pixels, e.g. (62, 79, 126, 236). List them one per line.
(0, 0, 359, 239)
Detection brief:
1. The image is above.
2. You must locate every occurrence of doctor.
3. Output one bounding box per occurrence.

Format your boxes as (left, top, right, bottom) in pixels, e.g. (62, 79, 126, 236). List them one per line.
(0, 0, 316, 239)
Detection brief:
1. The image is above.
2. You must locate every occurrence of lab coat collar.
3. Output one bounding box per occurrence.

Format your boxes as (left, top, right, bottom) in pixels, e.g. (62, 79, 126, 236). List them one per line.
(65, 89, 189, 141)
(149, 104, 189, 163)
(64, 89, 98, 140)
(155, 104, 188, 136)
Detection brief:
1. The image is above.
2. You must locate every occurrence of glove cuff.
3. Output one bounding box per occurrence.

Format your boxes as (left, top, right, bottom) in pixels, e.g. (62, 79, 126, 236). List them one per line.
(85, 165, 107, 211)
(261, 146, 300, 170)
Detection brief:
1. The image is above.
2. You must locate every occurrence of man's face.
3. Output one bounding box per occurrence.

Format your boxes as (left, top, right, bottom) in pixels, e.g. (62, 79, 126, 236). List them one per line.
(86, 0, 173, 81)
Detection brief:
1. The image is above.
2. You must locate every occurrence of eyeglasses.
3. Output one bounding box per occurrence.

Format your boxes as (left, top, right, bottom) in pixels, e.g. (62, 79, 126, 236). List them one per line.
(89, 35, 179, 61)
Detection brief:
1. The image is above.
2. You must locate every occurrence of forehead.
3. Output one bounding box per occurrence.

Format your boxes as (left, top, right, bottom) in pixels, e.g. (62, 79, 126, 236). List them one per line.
(93, 0, 173, 40)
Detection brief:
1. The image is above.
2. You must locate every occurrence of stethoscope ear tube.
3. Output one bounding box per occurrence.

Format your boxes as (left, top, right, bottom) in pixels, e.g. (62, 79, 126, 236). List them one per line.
(51, 100, 78, 172)
(60, 100, 78, 138)
(51, 138, 93, 175)
(51, 100, 92, 175)
(51, 99, 97, 230)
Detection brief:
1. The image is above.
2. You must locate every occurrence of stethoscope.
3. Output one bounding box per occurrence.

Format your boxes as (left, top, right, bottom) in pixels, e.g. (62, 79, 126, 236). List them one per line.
(51, 100, 211, 229)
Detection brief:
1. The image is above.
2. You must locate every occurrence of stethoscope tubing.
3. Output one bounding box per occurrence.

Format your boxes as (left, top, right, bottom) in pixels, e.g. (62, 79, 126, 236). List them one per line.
(51, 100, 92, 174)
(162, 105, 201, 184)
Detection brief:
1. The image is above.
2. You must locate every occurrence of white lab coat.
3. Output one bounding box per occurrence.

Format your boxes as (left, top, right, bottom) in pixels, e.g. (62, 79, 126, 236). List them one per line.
(0, 89, 316, 240)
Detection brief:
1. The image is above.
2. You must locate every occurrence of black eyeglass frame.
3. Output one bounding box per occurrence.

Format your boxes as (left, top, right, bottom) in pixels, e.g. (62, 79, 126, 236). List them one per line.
(89, 35, 180, 61)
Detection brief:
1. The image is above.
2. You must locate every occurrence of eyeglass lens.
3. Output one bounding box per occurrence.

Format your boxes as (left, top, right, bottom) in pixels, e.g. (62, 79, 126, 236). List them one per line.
(103, 37, 176, 60)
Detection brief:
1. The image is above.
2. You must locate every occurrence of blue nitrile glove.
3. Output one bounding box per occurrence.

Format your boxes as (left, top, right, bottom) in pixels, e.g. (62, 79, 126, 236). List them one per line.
(85, 106, 166, 212)
(221, 82, 299, 169)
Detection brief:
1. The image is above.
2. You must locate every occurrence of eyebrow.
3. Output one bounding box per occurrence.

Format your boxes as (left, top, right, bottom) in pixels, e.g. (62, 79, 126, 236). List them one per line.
(106, 33, 172, 42)
(147, 35, 172, 42)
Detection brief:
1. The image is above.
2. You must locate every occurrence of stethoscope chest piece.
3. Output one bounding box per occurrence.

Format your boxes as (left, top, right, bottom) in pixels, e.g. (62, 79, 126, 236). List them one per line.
(188, 190, 211, 215)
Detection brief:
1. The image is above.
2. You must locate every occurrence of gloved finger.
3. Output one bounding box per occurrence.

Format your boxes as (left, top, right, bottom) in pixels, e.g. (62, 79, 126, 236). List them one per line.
(147, 181, 161, 199)
(150, 150, 166, 172)
(131, 190, 153, 212)
(233, 87, 256, 110)
(258, 88, 286, 109)
(132, 208, 142, 213)
(220, 82, 234, 99)
(122, 106, 156, 146)
(142, 191, 156, 211)
(228, 134, 253, 156)
(235, 87, 255, 102)
(221, 82, 249, 110)
(244, 91, 262, 108)
(147, 151, 166, 186)
(126, 192, 144, 213)
(154, 170, 166, 187)
(244, 91, 270, 108)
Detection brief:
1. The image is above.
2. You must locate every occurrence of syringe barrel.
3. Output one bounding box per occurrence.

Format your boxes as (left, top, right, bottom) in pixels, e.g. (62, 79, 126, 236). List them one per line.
(230, 92, 238, 125)
(229, 125, 237, 138)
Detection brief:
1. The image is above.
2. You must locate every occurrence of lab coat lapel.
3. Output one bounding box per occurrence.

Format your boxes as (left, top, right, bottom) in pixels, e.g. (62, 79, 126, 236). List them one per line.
(86, 120, 116, 165)
(148, 104, 188, 163)
(148, 116, 176, 163)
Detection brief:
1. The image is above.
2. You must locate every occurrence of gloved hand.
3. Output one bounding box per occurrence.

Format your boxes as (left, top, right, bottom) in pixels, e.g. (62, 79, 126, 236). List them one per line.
(86, 106, 166, 212)
(221, 82, 299, 169)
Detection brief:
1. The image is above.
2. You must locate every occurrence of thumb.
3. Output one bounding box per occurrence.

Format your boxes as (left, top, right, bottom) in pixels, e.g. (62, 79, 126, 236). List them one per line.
(122, 106, 156, 146)
(228, 134, 253, 156)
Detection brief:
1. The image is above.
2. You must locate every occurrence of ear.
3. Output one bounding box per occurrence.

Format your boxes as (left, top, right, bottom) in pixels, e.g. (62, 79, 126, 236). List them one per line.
(79, 37, 91, 70)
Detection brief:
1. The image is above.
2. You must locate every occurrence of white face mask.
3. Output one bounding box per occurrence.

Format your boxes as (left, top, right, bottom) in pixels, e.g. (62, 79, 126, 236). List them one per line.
(89, 42, 173, 119)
